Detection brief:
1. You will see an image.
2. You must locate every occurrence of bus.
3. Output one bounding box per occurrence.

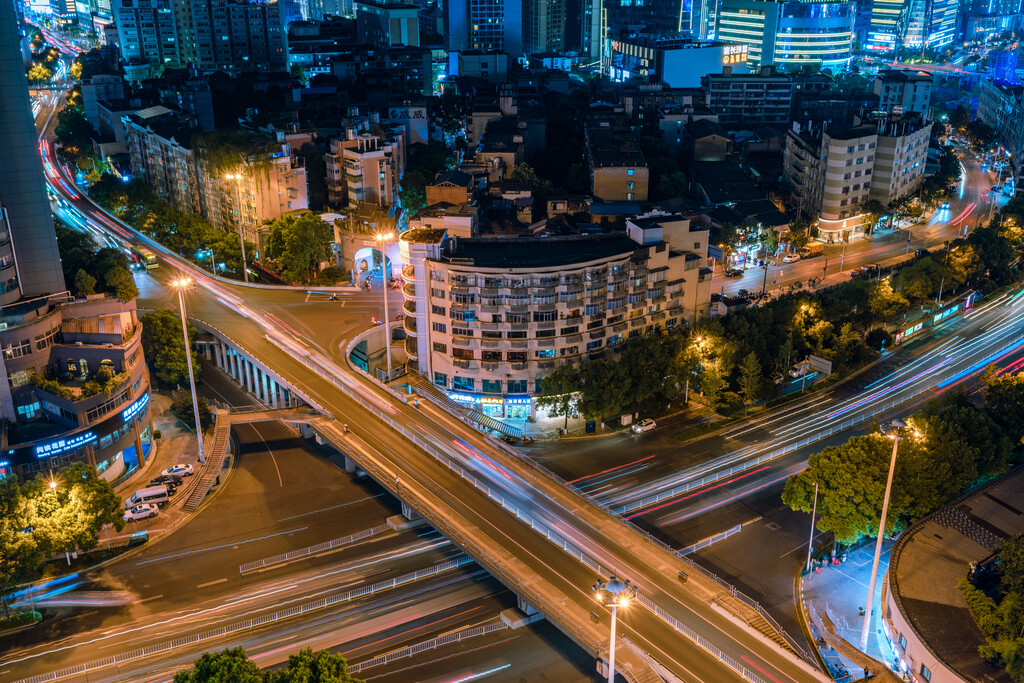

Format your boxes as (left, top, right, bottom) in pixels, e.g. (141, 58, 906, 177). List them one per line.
(132, 247, 158, 271)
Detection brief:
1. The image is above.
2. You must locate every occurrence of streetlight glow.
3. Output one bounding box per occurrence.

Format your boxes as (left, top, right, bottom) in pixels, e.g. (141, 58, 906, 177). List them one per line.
(172, 275, 206, 464)
(591, 575, 637, 683)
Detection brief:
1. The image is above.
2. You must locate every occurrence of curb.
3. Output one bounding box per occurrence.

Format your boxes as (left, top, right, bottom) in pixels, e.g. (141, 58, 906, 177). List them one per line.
(794, 569, 830, 675)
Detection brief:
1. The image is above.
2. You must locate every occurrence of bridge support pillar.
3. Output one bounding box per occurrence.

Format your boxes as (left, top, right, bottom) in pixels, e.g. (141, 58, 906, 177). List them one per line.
(342, 454, 357, 473)
(516, 596, 538, 616)
(260, 369, 270, 403)
(270, 377, 280, 408)
(401, 500, 420, 521)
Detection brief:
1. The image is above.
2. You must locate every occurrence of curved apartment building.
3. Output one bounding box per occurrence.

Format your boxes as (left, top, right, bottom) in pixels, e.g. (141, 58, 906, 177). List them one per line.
(400, 213, 711, 419)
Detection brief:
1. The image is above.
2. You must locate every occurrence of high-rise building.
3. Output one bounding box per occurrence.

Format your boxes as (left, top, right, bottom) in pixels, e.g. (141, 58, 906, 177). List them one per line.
(444, 0, 523, 55)
(524, 0, 565, 54)
(110, 0, 182, 72)
(867, 0, 905, 51)
(716, 0, 854, 71)
(0, 0, 66, 301)
(899, 0, 958, 49)
(354, 0, 421, 47)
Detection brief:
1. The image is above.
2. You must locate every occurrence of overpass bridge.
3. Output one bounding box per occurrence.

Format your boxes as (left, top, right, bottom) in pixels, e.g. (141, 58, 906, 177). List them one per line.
(183, 315, 827, 683)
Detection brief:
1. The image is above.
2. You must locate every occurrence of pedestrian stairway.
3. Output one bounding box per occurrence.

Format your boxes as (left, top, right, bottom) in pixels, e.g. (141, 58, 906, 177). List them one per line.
(183, 410, 232, 512)
(716, 593, 796, 655)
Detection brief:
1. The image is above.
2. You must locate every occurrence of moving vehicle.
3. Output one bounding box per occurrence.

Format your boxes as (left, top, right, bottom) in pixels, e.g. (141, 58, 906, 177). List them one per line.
(915, 248, 931, 258)
(132, 247, 158, 270)
(124, 504, 158, 522)
(724, 267, 743, 278)
(782, 253, 801, 263)
(163, 463, 194, 477)
(149, 474, 182, 489)
(124, 484, 171, 509)
(632, 418, 657, 433)
(799, 240, 826, 259)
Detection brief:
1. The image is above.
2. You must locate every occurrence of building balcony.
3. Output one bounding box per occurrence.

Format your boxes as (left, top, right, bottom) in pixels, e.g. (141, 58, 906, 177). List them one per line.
(402, 282, 416, 298)
(511, 362, 528, 371)
(402, 264, 415, 280)
(402, 300, 416, 316)
(453, 359, 476, 369)
(404, 336, 418, 359)
(403, 316, 417, 334)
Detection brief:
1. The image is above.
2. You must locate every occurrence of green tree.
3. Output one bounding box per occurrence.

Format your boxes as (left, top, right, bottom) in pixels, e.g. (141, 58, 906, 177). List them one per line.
(0, 478, 43, 618)
(398, 169, 429, 213)
(104, 265, 138, 301)
(300, 142, 327, 211)
(536, 363, 581, 429)
(868, 280, 909, 319)
(566, 163, 588, 194)
(861, 199, 887, 233)
(173, 647, 263, 683)
(508, 163, 554, 195)
(264, 213, 333, 284)
(54, 106, 96, 169)
(983, 368, 1024, 445)
(738, 352, 763, 409)
(23, 462, 125, 564)
(141, 310, 200, 386)
(655, 171, 688, 199)
(72, 269, 96, 296)
(265, 648, 363, 683)
(27, 62, 53, 84)
(171, 394, 214, 431)
(700, 359, 728, 409)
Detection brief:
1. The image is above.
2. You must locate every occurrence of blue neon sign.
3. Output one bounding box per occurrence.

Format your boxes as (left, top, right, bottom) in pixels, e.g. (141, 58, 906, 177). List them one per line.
(122, 393, 150, 422)
(35, 431, 97, 458)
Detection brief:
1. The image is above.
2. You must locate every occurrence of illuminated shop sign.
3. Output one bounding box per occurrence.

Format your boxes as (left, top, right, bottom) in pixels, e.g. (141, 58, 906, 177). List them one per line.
(448, 393, 477, 404)
(723, 44, 747, 64)
(480, 397, 504, 405)
(35, 431, 97, 458)
(122, 393, 150, 422)
(506, 397, 532, 405)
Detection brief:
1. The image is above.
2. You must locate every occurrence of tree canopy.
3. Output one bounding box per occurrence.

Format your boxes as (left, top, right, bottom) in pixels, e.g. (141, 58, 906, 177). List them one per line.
(174, 647, 363, 683)
(141, 310, 200, 387)
(56, 221, 138, 301)
(264, 213, 334, 284)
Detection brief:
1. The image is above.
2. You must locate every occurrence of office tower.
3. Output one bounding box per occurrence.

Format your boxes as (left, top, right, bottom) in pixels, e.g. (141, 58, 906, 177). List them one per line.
(111, 0, 183, 71)
(717, 0, 854, 71)
(524, 0, 565, 53)
(0, 0, 67, 300)
(868, 0, 906, 51)
(445, 0, 523, 55)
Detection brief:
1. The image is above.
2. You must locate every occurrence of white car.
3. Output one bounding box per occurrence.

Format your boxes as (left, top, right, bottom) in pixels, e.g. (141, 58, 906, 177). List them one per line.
(782, 253, 801, 263)
(163, 463, 194, 477)
(632, 418, 657, 433)
(124, 504, 158, 522)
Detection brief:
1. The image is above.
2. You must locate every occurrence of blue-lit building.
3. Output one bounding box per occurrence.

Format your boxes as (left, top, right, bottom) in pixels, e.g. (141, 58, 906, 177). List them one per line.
(868, 0, 960, 52)
(716, 0, 854, 71)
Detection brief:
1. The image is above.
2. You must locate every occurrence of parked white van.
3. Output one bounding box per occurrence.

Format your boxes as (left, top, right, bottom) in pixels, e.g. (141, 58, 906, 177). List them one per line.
(124, 484, 171, 509)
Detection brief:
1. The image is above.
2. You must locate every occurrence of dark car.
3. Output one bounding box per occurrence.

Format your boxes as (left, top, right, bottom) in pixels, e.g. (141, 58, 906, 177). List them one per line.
(149, 474, 182, 490)
(724, 267, 744, 278)
(737, 288, 749, 298)
(915, 248, 930, 258)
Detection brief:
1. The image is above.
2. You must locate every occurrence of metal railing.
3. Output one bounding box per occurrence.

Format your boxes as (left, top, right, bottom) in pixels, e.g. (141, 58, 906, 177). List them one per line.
(239, 523, 391, 575)
(678, 524, 743, 556)
(349, 620, 509, 674)
(15, 557, 473, 683)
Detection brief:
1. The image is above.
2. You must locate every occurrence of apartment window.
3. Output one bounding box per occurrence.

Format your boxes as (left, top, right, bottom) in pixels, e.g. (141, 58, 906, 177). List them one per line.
(845, 159, 852, 167)
(585, 304, 604, 315)
(865, 169, 872, 176)
(533, 311, 557, 322)
(536, 349, 556, 358)
(536, 329, 556, 338)
(898, 634, 907, 650)
(482, 379, 502, 393)
(560, 346, 579, 356)
(840, 199, 848, 206)
(843, 173, 851, 180)
(433, 342, 447, 353)
(507, 379, 527, 393)
(920, 665, 931, 681)
(854, 170, 862, 178)
(627, 168, 634, 175)
(508, 330, 527, 339)
(856, 157, 863, 164)
(626, 181, 634, 190)
(858, 143, 865, 151)
(867, 155, 874, 162)
(8, 369, 33, 388)
(432, 305, 446, 316)
(452, 309, 475, 322)
(453, 348, 474, 360)
(507, 352, 527, 362)
(626, 193, 633, 201)
(452, 327, 473, 337)
(16, 401, 40, 419)
(483, 350, 502, 362)
(452, 376, 474, 391)
(560, 325, 579, 335)
(431, 287, 445, 299)
(587, 340, 603, 350)
(432, 322, 447, 333)
(607, 334, 622, 346)
(847, 145, 854, 153)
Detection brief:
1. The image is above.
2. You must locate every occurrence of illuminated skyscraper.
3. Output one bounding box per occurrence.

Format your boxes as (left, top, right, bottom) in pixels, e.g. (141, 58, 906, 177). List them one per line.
(717, 0, 853, 71)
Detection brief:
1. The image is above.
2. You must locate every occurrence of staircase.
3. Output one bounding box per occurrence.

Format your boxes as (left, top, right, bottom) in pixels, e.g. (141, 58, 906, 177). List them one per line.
(183, 410, 232, 512)
(716, 593, 796, 654)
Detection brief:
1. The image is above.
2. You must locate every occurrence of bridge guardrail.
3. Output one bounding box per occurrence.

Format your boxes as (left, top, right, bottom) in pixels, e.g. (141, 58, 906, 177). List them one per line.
(349, 620, 508, 674)
(239, 523, 391, 574)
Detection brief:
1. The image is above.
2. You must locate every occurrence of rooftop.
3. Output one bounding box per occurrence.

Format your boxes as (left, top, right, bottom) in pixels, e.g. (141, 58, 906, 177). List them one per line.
(444, 234, 639, 269)
(400, 228, 446, 244)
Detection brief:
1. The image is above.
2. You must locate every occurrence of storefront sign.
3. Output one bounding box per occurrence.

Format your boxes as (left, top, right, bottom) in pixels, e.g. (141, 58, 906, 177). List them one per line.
(35, 431, 97, 458)
(480, 397, 504, 405)
(506, 397, 532, 406)
(122, 393, 150, 422)
(448, 393, 477, 404)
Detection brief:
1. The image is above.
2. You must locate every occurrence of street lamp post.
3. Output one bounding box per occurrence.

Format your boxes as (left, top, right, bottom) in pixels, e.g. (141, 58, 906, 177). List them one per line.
(224, 174, 249, 283)
(171, 277, 206, 463)
(936, 241, 951, 305)
(860, 419, 916, 650)
(592, 575, 638, 683)
(805, 481, 818, 574)
(374, 232, 395, 381)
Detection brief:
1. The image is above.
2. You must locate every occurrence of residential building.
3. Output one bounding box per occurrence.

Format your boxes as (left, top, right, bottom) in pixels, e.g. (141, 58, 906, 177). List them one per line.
(444, 0, 523, 55)
(456, 50, 511, 82)
(398, 212, 712, 418)
(325, 126, 406, 207)
(716, 0, 854, 71)
(524, 0, 565, 54)
(977, 79, 1024, 192)
(80, 74, 126, 133)
(873, 69, 932, 116)
(476, 117, 527, 182)
(784, 114, 932, 242)
(122, 106, 202, 215)
(608, 36, 749, 87)
(354, 0, 421, 46)
(185, 0, 288, 73)
(110, 0, 182, 72)
(586, 112, 649, 202)
(407, 201, 479, 237)
(425, 168, 476, 206)
(0, 2, 153, 484)
(703, 66, 794, 128)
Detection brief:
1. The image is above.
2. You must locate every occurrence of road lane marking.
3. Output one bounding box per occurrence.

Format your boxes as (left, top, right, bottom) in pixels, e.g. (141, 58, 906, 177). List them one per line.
(134, 594, 163, 604)
(274, 493, 386, 523)
(135, 526, 309, 566)
(196, 578, 228, 589)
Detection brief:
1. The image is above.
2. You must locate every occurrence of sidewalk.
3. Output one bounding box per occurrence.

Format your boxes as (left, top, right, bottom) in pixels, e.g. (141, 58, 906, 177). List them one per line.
(799, 540, 903, 682)
(514, 400, 718, 440)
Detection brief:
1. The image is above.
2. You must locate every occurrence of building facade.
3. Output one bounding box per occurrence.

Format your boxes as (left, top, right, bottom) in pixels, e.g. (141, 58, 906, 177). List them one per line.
(977, 79, 1024, 194)
(873, 69, 932, 116)
(354, 0, 421, 47)
(399, 213, 712, 419)
(703, 65, 794, 128)
(716, 0, 854, 71)
(586, 113, 649, 202)
(122, 106, 203, 215)
(110, 0, 181, 72)
(524, 0, 565, 54)
(608, 36, 748, 88)
(444, 0, 523, 55)
(325, 128, 406, 207)
(784, 114, 932, 242)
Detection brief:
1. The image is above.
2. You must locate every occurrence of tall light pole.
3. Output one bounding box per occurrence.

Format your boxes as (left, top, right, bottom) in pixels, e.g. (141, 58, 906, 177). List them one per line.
(805, 481, 818, 574)
(936, 240, 951, 305)
(860, 419, 917, 650)
(171, 277, 206, 463)
(592, 575, 637, 683)
(224, 173, 249, 283)
(374, 232, 395, 381)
